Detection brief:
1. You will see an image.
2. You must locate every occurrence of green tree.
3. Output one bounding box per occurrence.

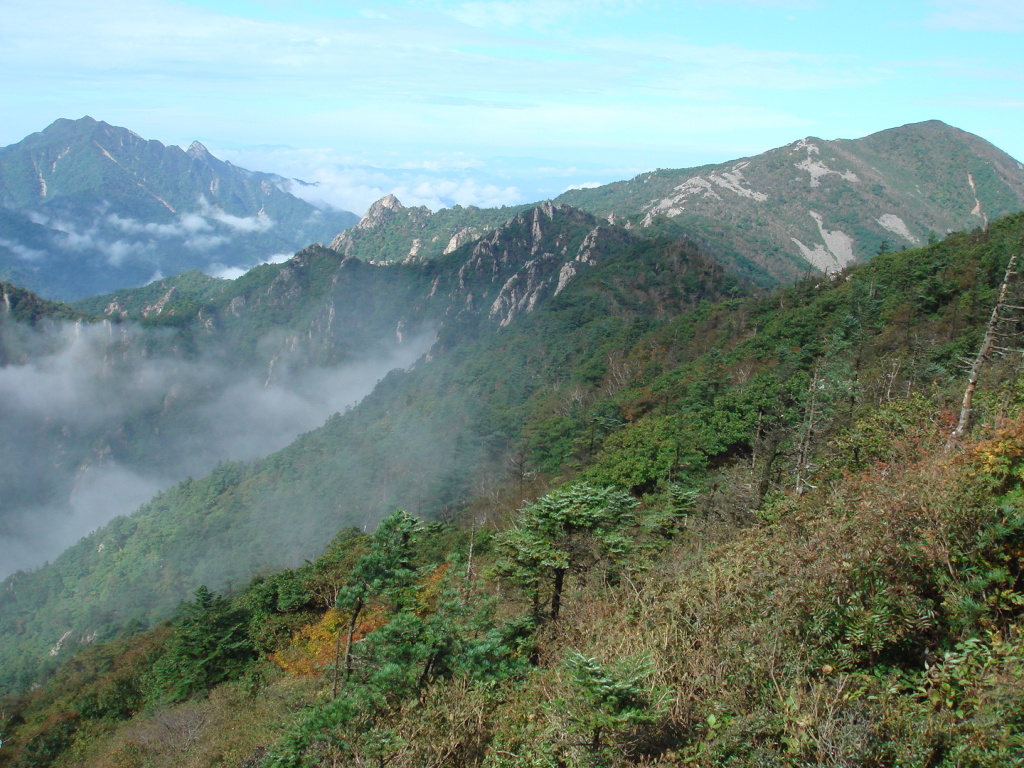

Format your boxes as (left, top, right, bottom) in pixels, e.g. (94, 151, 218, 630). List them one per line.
(563, 650, 666, 753)
(587, 415, 703, 494)
(491, 483, 638, 620)
(150, 585, 256, 702)
(334, 510, 422, 692)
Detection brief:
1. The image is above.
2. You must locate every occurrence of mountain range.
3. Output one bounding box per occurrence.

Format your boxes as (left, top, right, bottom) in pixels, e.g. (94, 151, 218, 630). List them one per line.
(333, 120, 1024, 285)
(1, 117, 1024, 766)
(0, 117, 358, 300)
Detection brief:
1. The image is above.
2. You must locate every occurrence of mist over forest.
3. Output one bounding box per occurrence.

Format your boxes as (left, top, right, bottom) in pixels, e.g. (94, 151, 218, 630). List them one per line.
(0, 318, 431, 578)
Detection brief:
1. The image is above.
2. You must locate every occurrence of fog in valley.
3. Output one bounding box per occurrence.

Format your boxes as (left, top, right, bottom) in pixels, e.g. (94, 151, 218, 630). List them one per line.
(0, 319, 431, 578)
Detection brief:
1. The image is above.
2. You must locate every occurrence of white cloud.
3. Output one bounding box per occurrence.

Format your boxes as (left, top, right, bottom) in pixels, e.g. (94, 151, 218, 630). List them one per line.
(210, 210, 274, 233)
(563, 181, 602, 192)
(0, 318, 434, 577)
(203, 252, 292, 281)
(252, 154, 525, 214)
(446, 0, 637, 30)
(925, 0, 1024, 31)
(101, 239, 152, 267)
(262, 252, 293, 264)
(185, 234, 231, 251)
(206, 264, 248, 280)
(108, 212, 212, 237)
(0, 0, 881, 148)
(0, 237, 47, 262)
(192, 196, 274, 232)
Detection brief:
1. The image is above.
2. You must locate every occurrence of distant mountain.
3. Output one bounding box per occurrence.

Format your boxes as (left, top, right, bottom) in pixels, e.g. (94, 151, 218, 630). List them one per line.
(0, 117, 358, 299)
(333, 121, 1024, 285)
(559, 120, 1024, 281)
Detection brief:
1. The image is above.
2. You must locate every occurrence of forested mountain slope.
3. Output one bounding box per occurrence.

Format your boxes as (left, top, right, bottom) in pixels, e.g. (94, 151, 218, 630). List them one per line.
(0, 117, 358, 300)
(0, 280, 84, 329)
(0, 202, 675, 689)
(2, 213, 1023, 767)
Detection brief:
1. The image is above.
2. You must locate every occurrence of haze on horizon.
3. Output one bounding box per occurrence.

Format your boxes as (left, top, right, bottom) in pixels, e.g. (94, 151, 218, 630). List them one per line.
(1, 0, 1022, 216)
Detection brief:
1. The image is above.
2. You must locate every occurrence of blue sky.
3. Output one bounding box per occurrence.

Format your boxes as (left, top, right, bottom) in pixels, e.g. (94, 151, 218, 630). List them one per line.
(2, 0, 1022, 213)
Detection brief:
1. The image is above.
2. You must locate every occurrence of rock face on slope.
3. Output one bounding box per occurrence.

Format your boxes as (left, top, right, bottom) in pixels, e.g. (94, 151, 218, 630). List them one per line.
(557, 120, 1024, 282)
(436, 202, 634, 327)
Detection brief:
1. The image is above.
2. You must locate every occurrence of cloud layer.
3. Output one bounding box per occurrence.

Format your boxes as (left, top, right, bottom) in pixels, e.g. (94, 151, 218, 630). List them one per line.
(0, 320, 431, 578)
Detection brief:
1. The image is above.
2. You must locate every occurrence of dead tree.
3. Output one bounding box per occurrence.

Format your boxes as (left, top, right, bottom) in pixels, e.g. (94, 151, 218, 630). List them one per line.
(950, 254, 1023, 445)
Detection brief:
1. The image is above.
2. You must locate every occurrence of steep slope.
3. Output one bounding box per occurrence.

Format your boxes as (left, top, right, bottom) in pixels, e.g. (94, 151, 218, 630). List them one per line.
(0, 203, 732, 693)
(0, 244, 435, 585)
(0, 117, 358, 300)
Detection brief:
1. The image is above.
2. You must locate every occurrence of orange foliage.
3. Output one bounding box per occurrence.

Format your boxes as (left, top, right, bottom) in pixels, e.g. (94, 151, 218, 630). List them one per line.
(270, 606, 389, 677)
(269, 609, 343, 677)
(972, 417, 1024, 482)
(416, 562, 450, 615)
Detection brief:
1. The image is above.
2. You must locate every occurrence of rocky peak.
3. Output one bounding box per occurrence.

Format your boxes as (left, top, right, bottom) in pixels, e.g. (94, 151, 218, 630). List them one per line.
(329, 194, 411, 256)
(186, 141, 211, 160)
(357, 194, 405, 230)
(486, 221, 632, 327)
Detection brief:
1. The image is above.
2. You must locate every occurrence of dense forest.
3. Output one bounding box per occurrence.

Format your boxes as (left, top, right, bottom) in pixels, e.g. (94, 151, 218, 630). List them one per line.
(1, 209, 1022, 766)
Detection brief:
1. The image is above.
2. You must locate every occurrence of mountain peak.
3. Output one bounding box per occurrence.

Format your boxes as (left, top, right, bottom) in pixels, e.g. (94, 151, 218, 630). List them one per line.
(357, 194, 405, 230)
(186, 141, 211, 159)
(38, 116, 100, 138)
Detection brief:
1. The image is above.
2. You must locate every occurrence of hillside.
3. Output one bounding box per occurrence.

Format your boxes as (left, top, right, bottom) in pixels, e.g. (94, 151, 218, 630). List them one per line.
(0, 201, 735, 691)
(1, 212, 1022, 767)
(1, 118, 1023, 765)
(0, 117, 358, 300)
(559, 120, 1024, 281)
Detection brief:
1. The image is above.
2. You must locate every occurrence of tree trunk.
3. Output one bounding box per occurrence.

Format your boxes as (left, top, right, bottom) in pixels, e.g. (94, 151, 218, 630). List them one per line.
(342, 599, 364, 687)
(551, 568, 565, 620)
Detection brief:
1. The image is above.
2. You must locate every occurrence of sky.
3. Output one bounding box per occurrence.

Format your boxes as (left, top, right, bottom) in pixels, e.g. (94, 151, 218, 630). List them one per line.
(1, 0, 1022, 214)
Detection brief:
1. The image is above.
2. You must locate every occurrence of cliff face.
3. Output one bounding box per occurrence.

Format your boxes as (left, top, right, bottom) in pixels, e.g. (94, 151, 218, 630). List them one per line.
(443, 202, 634, 327)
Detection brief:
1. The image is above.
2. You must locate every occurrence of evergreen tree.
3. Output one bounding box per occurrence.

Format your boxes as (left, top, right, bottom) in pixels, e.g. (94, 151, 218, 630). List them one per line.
(491, 483, 637, 620)
(150, 585, 256, 702)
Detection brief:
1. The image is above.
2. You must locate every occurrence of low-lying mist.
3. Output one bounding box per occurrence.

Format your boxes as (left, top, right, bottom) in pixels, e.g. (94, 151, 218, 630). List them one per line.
(0, 320, 432, 579)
